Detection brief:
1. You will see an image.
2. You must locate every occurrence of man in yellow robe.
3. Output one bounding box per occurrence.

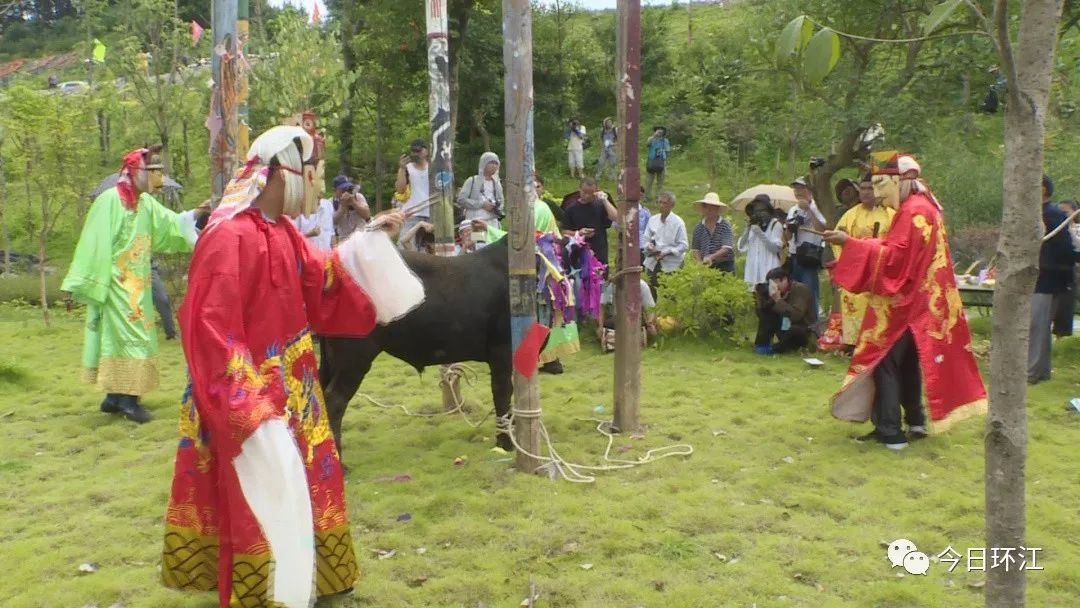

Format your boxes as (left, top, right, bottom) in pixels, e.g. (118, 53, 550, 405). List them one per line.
(832, 176, 895, 347)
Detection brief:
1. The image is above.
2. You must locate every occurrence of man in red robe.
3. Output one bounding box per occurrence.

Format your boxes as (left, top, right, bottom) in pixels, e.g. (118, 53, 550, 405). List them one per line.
(823, 155, 986, 450)
(161, 126, 424, 607)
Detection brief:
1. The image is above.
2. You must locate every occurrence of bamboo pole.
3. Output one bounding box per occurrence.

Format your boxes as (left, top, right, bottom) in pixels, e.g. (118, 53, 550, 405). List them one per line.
(210, 0, 238, 205)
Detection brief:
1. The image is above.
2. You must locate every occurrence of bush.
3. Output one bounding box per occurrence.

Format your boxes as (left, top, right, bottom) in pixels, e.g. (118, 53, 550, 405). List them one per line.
(0, 272, 64, 305)
(656, 261, 754, 338)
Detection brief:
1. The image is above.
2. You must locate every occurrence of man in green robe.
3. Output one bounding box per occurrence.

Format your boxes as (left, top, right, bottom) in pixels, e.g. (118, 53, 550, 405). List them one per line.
(62, 146, 203, 423)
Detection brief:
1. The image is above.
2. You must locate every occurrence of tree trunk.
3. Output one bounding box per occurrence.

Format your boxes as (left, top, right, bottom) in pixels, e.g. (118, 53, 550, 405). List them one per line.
(0, 142, 10, 276)
(449, 0, 475, 146)
(181, 117, 191, 179)
(686, 0, 692, 45)
(808, 128, 870, 225)
(339, 18, 358, 175)
(985, 3, 1063, 608)
(38, 207, 50, 327)
(374, 87, 385, 212)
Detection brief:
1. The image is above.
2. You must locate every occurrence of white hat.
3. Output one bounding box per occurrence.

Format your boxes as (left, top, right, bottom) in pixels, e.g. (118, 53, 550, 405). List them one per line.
(898, 155, 921, 177)
(694, 192, 729, 209)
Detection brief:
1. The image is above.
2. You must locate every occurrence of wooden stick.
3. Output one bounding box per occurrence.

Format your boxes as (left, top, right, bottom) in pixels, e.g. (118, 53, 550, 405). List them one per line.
(1042, 208, 1080, 243)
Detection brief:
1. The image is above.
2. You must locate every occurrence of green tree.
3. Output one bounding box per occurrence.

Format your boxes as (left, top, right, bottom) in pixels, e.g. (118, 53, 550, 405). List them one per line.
(0, 85, 97, 325)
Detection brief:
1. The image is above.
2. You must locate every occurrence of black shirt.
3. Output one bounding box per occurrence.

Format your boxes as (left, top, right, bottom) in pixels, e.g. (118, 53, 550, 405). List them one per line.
(1037, 201, 1078, 294)
(564, 199, 613, 265)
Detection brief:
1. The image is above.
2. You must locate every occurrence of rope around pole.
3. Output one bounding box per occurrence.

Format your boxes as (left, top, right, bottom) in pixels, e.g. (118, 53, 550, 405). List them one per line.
(357, 363, 492, 429)
(496, 411, 694, 484)
(357, 365, 693, 483)
(608, 265, 644, 282)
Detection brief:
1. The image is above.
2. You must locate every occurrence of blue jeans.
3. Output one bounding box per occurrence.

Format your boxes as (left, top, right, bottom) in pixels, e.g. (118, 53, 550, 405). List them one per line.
(791, 259, 820, 314)
(151, 267, 177, 338)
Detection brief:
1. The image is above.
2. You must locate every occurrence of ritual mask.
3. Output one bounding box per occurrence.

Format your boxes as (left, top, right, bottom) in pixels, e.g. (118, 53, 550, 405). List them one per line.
(872, 174, 900, 210)
(300, 159, 324, 217)
(146, 153, 166, 192)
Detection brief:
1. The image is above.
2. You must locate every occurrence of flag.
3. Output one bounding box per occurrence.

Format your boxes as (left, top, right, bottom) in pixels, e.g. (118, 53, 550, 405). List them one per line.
(311, 2, 321, 24)
(512, 321, 551, 379)
(92, 39, 106, 63)
(191, 21, 204, 46)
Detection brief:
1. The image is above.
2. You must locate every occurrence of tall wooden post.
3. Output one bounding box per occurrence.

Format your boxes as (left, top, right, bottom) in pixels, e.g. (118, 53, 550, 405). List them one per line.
(210, 0, 238, 204)
(503, 0, 541, 473)
(236, 0, 250, 161)
(613, 0, 642, 434)
(425, 0, 455, 256)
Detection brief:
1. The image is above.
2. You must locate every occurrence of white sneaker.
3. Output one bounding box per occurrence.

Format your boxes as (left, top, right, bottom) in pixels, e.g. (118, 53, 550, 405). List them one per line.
(885, 440, 909, 451)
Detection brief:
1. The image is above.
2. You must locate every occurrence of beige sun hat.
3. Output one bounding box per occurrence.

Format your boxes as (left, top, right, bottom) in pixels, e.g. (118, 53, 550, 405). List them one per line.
(694, 192, 729, 209)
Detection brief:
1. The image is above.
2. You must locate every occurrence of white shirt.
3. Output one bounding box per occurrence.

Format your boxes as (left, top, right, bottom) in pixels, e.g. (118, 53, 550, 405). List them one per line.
(642, 211, 689, 273)
(601, 279, 655, 310)
(296, 199, 335, 251)
(567, 126, 587, 152)
(737, 219, 785, 286)
(786, 201, 828, 252)
(404, 162, 430, 218)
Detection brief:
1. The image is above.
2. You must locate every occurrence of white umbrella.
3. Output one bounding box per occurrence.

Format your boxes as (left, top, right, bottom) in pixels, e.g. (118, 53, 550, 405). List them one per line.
(90, 173, 183, 200)
(731, 184, 798, 212)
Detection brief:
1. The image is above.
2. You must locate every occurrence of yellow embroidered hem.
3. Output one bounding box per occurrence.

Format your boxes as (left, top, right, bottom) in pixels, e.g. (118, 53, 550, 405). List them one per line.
(932, 398, 988, 434)
(162, 524, 359, 606)
(84, 356, 159, 395)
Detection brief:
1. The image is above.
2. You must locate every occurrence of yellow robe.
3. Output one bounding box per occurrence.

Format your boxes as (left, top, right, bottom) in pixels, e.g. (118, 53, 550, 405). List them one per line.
(832, 204, 896, 345)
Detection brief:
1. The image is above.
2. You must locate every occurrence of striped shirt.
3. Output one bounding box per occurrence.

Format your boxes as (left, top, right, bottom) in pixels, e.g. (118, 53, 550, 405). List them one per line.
(692, 219, 735, 271)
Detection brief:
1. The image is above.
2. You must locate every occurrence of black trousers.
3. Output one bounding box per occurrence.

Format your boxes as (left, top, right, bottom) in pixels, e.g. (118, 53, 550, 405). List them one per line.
(871, 330, 925, 437)
(755, 307, 808, 353)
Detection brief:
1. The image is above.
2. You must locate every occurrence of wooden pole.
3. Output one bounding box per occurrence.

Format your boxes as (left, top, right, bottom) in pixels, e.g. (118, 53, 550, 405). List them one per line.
(613, 0, 642, 435)
(503, 0, 541, 473)
(425, 0, 456, 256)
(210, 0, 238, 205)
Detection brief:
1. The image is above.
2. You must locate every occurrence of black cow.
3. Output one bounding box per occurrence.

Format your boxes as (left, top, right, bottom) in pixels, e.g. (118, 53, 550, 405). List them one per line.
(319, 238, 514, 453)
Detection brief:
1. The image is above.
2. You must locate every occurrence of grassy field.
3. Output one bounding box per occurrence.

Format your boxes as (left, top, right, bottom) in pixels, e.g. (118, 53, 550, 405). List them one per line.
(1, 304, 1079, 608)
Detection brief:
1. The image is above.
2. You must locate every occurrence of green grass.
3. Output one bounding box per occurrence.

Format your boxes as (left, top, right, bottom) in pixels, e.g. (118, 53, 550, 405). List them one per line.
(2, 304, 1080, 607)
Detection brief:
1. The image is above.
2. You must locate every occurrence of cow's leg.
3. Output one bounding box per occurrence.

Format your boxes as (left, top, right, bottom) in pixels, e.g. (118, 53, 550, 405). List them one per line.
(489, 343, 515, 452)
(320, 337, 381, 457)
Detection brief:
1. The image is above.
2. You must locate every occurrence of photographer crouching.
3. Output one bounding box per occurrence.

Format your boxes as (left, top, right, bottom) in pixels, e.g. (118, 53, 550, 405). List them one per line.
(754, 267, 817, 355)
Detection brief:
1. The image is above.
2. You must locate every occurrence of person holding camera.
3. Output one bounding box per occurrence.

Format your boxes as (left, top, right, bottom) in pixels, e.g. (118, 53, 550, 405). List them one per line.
(754, 266, 816, 355)
(456, 151, 504, 229)
(395, 139, 431, 249)
(332, 175, 371, 243)
(737, 194, 785, 287)
(786, 177, 828, 313)
(565, 119, 587, 179)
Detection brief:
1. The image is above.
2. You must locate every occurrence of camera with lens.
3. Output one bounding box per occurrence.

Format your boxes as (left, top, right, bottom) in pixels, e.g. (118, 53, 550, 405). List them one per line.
(785, 213, 806, 235)
(751, 209, 774, 231)
(809, 157, 826, 170)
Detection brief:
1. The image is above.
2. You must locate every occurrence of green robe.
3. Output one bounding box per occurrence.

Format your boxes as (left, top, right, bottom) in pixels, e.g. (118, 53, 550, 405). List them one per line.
(62, 187, 198, 396)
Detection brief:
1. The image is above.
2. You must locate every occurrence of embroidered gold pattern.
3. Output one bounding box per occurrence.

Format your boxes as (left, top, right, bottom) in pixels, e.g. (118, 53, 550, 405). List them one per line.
(116, 233, 152, 328)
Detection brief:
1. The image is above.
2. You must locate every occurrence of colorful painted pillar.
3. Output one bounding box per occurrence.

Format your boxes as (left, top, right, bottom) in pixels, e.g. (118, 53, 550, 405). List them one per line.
(425, 0, 455, 256)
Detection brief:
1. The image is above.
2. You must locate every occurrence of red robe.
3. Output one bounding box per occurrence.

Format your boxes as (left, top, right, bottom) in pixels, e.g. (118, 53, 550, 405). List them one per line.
(830, 192, 987, 432)
(162, 208, 376, 607)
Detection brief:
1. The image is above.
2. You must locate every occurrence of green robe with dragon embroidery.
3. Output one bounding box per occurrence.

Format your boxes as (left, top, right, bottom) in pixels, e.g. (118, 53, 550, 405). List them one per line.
(62, 187, 198, 396)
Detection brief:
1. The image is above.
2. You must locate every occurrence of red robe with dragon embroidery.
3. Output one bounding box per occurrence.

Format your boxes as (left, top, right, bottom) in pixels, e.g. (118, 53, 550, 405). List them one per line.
(162, 207, 376, 607)
(830, 192, 987, 432)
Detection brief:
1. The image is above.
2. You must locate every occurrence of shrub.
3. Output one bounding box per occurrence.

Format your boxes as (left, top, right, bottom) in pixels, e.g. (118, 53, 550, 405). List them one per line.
(0, 272, 64, 305)
(656, 261, 754, 339)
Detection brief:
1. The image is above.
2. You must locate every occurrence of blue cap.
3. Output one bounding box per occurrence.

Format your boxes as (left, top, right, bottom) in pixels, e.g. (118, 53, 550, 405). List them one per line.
(333, 175, 352, 191)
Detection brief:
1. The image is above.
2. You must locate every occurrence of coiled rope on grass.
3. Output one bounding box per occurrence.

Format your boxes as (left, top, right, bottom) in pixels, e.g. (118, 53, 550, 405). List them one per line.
(357, 362, 694, 484)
